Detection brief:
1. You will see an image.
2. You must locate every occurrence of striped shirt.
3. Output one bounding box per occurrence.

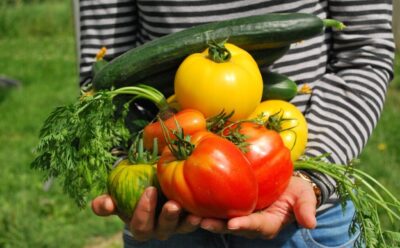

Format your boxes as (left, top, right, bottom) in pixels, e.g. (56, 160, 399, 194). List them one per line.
(75, 0, 395, 208)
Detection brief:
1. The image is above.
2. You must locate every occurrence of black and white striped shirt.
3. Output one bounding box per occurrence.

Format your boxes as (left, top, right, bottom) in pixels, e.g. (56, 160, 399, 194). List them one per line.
(75, 0, 395, 208)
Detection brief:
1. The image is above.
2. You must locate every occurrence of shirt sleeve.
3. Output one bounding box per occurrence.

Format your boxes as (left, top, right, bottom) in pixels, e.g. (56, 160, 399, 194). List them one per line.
(77, 0, 138, 86)
(302, 0, 395, 204)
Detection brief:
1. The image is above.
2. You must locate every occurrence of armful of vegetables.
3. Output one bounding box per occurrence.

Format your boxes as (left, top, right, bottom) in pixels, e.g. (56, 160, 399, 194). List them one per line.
(30, 12, 400, 248)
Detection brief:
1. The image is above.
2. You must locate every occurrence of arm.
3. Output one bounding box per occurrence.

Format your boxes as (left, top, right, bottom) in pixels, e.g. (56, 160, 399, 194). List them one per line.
(75, 0, 138, 86)
(302, 0, 395, 205)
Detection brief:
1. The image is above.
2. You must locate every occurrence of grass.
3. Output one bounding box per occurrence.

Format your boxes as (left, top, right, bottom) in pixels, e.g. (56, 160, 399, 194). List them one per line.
(0, 2, 123, 248)
(0, 1, 399, 247)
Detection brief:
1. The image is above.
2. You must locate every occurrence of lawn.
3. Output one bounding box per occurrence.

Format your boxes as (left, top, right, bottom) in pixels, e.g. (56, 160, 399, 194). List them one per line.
(0, 1, 399, 247)
(0, 2, 123, 248)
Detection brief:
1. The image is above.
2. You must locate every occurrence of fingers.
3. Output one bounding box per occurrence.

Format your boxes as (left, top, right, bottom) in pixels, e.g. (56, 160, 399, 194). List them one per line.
(129, 187, 158, 241)
(155, 202, 203, 239)
(176, 214, 202, 234)
(91, 194, 116, 216)
(200, 218, 228, 233)
(227, 211, 288, 239)
(154, 201, 182, 240)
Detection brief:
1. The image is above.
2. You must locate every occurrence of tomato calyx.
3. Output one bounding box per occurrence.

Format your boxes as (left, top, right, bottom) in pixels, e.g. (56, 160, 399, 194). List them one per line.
(219, 120, 260, 153)
(207, 41, 232, 63)
(159, 117, 194, 160)
(260, 110, 299, 151)
(127, 135, 159, 165)
(206, 110, 234, 133)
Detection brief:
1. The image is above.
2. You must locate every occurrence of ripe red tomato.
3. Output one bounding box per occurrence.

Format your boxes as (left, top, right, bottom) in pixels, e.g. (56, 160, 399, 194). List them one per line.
(157, 131, 258, 219)
(248, 100, 308, 161)
(143, 109, 207, 153)
(223, 122, 293, 210)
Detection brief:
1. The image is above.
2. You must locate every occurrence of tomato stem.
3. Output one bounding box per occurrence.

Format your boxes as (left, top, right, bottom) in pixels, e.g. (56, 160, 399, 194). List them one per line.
(159, 117, 194, 160)
(128, 135, 159, 165)
(206, 111, 234, 133)
(208, 41, 231, 63)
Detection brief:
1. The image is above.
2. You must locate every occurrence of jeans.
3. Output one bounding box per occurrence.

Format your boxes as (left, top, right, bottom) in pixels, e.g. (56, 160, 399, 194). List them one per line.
(124, 201, 360, 248)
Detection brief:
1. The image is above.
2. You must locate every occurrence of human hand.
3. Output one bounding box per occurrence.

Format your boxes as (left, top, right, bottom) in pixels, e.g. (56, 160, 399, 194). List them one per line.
(91, 186, 202, 241)
(199, 176, 317, 239)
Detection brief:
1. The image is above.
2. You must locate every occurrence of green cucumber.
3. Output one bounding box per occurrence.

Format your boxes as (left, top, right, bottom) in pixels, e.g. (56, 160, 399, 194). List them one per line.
(249, 46, 290, 67)
(92, 13, 344, 90)
(262, 71, 298, 101)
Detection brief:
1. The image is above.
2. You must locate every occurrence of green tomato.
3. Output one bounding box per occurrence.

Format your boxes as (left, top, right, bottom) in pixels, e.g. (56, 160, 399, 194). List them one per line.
(107, 159, 157, 220)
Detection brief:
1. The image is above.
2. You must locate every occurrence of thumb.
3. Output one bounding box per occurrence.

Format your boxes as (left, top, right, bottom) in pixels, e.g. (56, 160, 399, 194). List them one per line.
(292, 186, 317, 229)
(91, 194, 116, 216)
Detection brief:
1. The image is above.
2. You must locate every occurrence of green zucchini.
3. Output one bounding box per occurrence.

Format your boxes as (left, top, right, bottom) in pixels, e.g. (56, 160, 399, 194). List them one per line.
(92, 13, 343, 90)
(262, 71, 298, 101)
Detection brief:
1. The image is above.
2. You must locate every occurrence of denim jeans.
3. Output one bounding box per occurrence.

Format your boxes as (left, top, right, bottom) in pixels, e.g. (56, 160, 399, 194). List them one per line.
(123, 201, 360, 248)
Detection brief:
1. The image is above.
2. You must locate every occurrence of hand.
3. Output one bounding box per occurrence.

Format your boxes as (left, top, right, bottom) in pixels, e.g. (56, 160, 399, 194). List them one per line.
(91, 186, 202, 241)
(199, 176, 318, 239)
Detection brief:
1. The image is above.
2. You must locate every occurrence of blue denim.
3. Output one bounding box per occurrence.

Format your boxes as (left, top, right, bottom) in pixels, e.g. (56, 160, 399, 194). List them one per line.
(124, 201, 360, 248)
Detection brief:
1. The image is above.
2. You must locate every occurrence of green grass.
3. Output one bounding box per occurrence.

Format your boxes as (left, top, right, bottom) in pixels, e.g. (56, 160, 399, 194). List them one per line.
(0, 2, 123, 248)
(0, 1, 399, 247)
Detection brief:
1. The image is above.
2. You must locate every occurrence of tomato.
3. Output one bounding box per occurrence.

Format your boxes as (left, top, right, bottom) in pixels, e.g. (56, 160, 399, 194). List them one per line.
(143, 109, 207, 153)
(174, 43, 263, 121)
(157, 131, 258, 219)
(248, 100, 308, 161)
(223, 122, 293, 210)
(107, 159, 157, 221)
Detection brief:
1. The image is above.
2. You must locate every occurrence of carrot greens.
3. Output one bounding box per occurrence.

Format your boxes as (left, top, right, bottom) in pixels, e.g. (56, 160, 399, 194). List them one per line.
(295, 156, 400, 247)
(30, 85, 168, 208)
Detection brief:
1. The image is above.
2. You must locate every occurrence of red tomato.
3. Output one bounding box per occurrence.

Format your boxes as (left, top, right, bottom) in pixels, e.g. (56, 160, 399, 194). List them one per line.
(223, 122, 293, 210)
(157, 131, 258, 219)
(143, 109, 207, 153)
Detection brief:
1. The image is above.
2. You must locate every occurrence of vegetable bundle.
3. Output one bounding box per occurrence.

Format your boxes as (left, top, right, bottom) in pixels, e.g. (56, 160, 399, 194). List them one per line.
(31, 13, 400, 247)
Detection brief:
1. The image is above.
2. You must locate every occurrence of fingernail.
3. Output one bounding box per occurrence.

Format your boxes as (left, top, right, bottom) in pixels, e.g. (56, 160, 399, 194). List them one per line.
(145, 187, 155, 199)
(228, 225, 239, 230)
(201, 224, 214, 232)
(189, 217, 201, 226)
(168, 204, 179, 213)
(103, 197, 114, 212)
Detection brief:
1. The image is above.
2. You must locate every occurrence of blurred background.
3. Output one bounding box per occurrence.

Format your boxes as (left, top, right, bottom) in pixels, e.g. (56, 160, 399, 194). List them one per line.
(0, 1, 399, 247)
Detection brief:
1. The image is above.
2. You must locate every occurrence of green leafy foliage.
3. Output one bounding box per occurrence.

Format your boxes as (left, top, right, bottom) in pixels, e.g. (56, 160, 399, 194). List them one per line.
(31, 92, 131, 208)
(295, 156, 400, 247)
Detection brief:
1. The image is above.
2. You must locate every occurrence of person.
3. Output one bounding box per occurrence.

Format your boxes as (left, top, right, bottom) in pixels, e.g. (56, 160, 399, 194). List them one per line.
(74, 0, 395, 247)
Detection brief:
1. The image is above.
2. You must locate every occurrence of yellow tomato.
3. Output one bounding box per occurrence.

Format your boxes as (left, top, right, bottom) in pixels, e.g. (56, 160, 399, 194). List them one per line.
(248, 100, 308, 161)
(174, 43, 263, 121)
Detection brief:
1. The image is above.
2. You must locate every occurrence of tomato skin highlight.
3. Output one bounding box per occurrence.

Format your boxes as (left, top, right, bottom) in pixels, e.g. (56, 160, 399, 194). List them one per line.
(157, 131, 258, 219)
(248, 100, 308, 162)
(174, 43, 263, 121)
(143, 109, 207, 153)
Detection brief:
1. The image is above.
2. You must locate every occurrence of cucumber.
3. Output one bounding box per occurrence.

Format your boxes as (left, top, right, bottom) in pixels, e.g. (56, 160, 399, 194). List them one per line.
(262, 71, 298, 101)
(249, 46, 290, 67)
(92, 13, 342, 90)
